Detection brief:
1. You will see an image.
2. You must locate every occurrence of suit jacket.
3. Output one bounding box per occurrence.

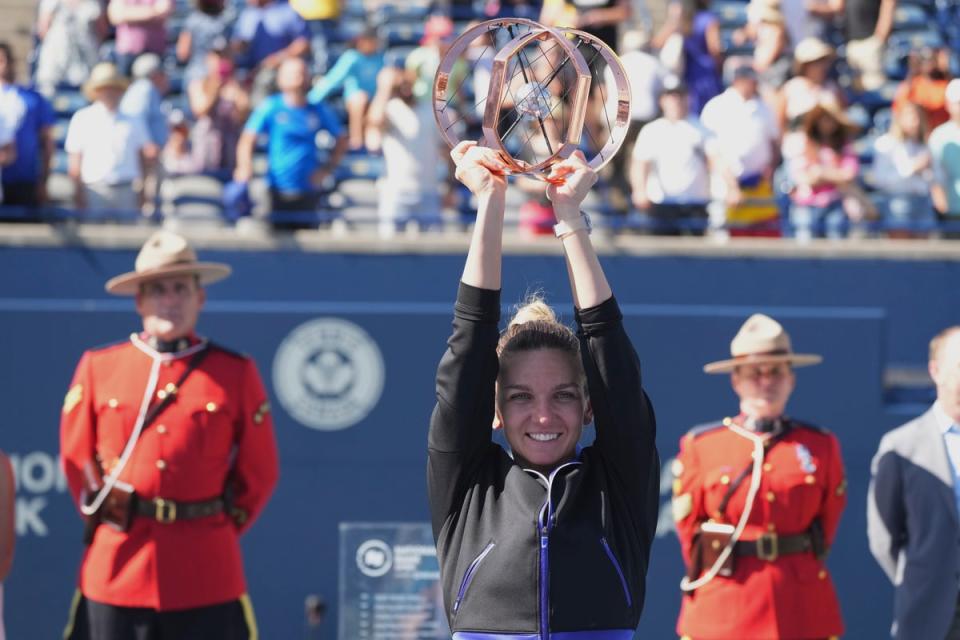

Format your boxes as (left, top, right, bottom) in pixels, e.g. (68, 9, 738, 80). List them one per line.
(868, 407, 960, 640)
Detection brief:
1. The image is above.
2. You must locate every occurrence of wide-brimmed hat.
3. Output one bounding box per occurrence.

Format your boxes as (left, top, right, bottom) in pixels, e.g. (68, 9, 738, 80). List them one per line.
(83, 62, 130, 101)
(703, 314, 823, 374)
(105, 230, 232, 295)
(800, 100, 859, 136)
(793, 37, 835, 66)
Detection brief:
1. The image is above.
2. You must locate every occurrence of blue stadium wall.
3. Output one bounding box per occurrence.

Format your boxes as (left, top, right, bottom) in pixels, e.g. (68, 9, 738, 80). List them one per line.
(2, 240, 959, 639)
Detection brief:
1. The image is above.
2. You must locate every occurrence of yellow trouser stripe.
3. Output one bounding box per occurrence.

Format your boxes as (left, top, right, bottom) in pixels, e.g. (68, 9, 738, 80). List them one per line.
(62, 589, 83, 639)
(239, 592, 259, 640)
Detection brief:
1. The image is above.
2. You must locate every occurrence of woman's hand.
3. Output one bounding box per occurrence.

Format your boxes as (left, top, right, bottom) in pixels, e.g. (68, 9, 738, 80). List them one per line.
(545, 151, 598, 219)
(451, 141, 509, 199)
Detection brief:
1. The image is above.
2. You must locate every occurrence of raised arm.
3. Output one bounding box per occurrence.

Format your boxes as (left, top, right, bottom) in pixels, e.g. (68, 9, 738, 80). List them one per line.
(545, 151, 610, 309)
(455, 141, 509, 290)
(427, 141, 509, 538)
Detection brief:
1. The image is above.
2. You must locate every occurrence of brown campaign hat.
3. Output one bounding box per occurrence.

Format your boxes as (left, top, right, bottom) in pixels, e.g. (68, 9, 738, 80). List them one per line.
(703, 314, 823, 374)
(105, 230, 231, 296)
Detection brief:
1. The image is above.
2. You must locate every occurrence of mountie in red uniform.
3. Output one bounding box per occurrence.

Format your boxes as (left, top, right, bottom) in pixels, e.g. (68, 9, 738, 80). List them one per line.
(673, 416, 846, 640)
(60, 333, 280, 611)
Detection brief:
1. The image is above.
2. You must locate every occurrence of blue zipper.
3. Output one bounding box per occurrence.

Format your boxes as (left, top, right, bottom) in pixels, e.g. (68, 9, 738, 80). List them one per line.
(600, 537, 632, 608)
(453, 541, 496, 613)
(540, 531, 550, 640)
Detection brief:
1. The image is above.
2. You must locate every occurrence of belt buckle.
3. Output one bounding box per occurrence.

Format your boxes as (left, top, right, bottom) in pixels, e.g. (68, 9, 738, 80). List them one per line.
(154, 498, 177, 524)
(757, 532, 778, 561)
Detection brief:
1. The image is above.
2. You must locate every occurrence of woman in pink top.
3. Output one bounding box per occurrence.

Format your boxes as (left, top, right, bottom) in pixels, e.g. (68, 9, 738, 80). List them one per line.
(787, 102, 860, 238)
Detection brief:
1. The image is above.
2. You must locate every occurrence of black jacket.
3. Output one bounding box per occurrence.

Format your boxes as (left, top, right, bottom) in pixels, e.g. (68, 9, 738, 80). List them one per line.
(428, 283, 660, 637)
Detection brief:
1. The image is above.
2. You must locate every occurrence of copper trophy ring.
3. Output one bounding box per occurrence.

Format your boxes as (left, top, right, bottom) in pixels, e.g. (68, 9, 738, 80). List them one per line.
(433, 18, 633, 179)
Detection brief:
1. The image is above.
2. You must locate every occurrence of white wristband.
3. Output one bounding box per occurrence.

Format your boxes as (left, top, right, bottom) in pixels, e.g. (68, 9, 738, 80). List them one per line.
(553, 211, 592, 239)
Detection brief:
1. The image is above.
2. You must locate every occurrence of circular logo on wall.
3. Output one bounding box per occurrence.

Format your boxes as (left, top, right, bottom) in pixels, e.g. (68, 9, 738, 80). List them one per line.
(356, 539, 393, 577)
(273, 318, 385, 431)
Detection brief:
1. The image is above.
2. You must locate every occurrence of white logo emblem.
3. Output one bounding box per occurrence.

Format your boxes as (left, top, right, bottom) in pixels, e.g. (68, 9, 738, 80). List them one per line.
(795, 443, 817, 473)
(356, 539, 393, 577)
(273, 318, 385, 431)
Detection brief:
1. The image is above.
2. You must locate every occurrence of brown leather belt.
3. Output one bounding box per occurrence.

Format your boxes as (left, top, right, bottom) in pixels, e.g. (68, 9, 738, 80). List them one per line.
(134, 496, 225, 524)
(734, 532, 813, 562)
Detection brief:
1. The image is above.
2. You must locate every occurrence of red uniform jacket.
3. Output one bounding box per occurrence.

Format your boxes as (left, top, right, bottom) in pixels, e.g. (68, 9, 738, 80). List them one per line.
(673, 417, 846, 639)
(60, 335, 280, 611)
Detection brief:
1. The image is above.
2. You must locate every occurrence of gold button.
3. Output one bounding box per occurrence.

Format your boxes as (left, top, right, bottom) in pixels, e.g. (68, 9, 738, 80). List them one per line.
(722, 417, 733, 426)
(155, 459, 167, 470)
(766, 491, 775, 503)
(818, 569, 827, 580)
(762, 463, 773, 472)
(165, 383, 177, 394)
(108, 398, 119, 408)
(157, 425, 167, 434)
(805, 475, 816, 485)
(711, 539, 721, 550)
(157, 389, 167, 400)
(767, 523, 776, 532)
(206, 402, 218, 412)
(720, 475, 730, 485)
(253, 414, 263, 425)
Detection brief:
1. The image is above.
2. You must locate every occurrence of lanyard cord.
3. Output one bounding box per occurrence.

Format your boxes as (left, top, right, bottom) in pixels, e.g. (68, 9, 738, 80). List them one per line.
(79, 336, 208, 516)
(680, 423, 766, 593)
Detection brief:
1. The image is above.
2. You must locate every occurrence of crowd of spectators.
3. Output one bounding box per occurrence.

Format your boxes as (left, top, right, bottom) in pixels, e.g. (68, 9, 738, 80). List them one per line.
(0, 0, 959, 238)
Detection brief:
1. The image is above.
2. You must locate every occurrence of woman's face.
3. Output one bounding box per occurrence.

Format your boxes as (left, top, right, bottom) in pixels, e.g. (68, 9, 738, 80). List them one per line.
(815, 113, 839, 136)
(803, 57, 830, 83)
(496, 348, 591, 475)
(731, 363, 795, 419)
(898, 106, 921, 138)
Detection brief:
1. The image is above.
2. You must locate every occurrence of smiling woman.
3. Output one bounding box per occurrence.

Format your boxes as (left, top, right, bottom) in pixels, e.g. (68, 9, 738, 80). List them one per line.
(427, 142, 660, 639)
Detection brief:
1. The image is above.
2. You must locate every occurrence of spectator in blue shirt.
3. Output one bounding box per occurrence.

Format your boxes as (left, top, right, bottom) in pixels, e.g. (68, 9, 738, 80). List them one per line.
(231, 0, 310, 103)
(234, 56, 347, 227)
(0, 43, 55, 211)
(309, 27, 384, 150)
(120, 53, 170, 147)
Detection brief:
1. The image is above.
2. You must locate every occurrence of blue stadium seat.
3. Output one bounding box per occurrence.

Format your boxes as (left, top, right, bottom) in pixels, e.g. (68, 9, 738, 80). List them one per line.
(714, 1, 748, 28)
(872, 107, 893, 134)
(51, 117, 70, 149)
(892, 4, 932, 31)
(379, 23, 425, 48)
(334, 152, 385, 181)
(52, 91, 87, 117)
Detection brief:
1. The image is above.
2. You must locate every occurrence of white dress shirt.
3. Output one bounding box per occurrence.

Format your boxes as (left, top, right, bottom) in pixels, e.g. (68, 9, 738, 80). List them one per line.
(64, 101, 149, 185)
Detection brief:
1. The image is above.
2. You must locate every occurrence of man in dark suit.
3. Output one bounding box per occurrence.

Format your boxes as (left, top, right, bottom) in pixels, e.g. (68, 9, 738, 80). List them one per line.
(869, 326, 960, 640)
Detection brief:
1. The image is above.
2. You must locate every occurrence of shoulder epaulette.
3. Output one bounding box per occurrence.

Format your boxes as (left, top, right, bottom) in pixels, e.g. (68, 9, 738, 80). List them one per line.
(207, 341, 250, 361)
(684, 420, 727, 440)
(88, 337, 130, 353)
(789, 419, 831, 435)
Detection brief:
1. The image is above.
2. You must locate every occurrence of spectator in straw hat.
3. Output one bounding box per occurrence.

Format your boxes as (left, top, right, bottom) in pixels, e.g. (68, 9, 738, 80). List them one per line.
(786, 100, 864, 238)
(65, 62, 156, 215)
(673, 313, 846, 639)
(774, 37, 844, 132)
(61, 229, 278, 640)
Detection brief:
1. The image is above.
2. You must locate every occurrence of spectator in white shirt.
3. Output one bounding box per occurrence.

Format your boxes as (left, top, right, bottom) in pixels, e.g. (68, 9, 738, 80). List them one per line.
(366, 67, 442, 238)
(0, 113, 15, 205)
(65, 63, 156, 214)
(605, 28, 665, 214)
(871, 101, 936, 237)
(630, 77, 738, 235)
(701, 61, 781, 235)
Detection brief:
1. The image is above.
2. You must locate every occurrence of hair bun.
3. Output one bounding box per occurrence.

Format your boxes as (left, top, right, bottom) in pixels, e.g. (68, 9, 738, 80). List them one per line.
(509, 298, 558, 328)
